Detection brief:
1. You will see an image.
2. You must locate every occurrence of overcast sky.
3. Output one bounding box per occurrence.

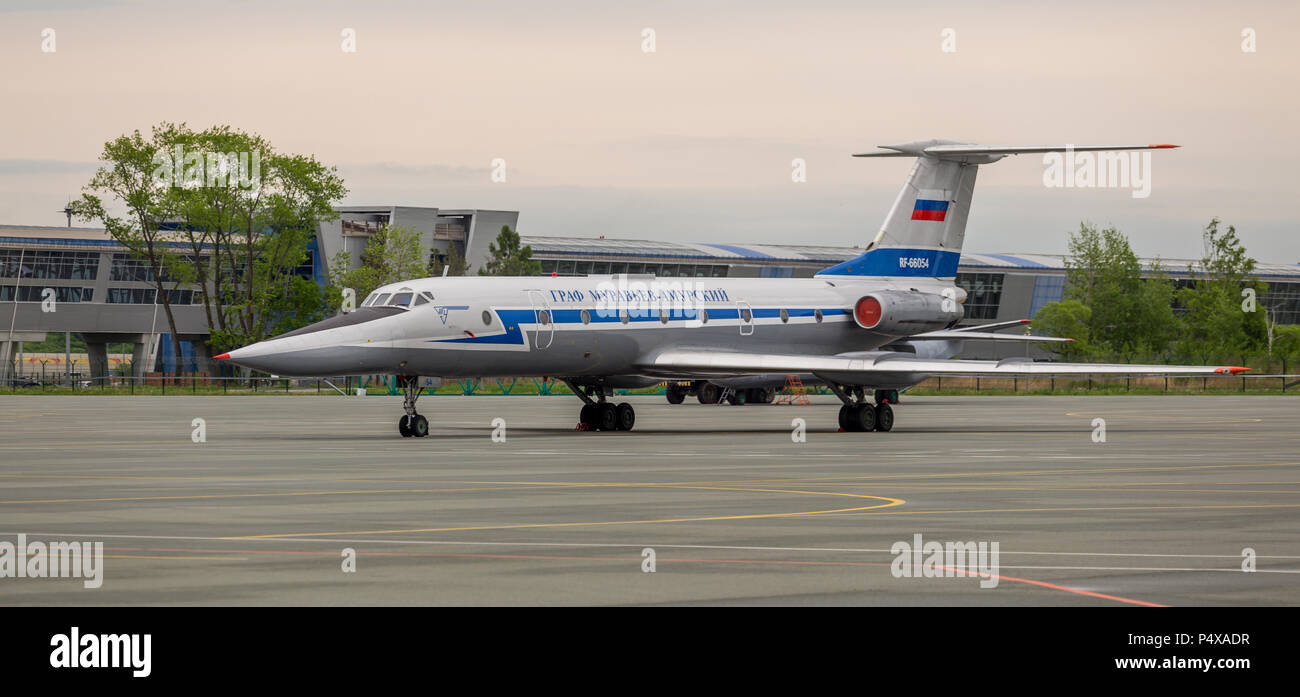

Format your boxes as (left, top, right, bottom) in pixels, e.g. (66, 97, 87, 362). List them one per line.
(1, 0, 1296, 262)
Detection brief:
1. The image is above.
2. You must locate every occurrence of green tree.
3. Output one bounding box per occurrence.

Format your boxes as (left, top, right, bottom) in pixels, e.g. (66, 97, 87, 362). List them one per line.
(78, 123, 347, 361)
(328, 225, 428, 308)
(1032, 299, 1094, 360)
(72, 124, 187, 372)
(1061, 222, 1171, 358)
(1174, 219, 1265, 362)
(429, 243, 469, 277)
(478, 225, 541, 276)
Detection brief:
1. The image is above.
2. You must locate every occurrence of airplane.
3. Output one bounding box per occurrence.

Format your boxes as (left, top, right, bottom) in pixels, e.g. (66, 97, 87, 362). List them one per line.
(217, 139, 1246, 437)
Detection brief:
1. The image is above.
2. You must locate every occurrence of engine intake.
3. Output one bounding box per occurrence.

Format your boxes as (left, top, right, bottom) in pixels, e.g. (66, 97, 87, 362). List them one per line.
(852, 290, 962, 333)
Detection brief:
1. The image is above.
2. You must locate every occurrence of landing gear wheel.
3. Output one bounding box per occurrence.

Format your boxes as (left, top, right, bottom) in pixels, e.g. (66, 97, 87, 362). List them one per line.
(615, 402, 636, 431)
(665, 384, 685, 404)
(838, 404, 853, 431)
(725, 391, 741, 406)
(874, 403, 894, 432)
(411, 414, 429, 438)
(875, 388, 900, 405)
(697, 383, 721, 404)
(749, 388, 769, 405)
(579, 403, 598, 428)
(850, 403, 876, 432)
(596, 402, 619, 431)
(396, 375, 429, 438)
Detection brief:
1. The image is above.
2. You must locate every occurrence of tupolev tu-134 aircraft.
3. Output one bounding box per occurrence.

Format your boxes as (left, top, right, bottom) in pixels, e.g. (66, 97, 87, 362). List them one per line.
(218, 140, 1247, 437)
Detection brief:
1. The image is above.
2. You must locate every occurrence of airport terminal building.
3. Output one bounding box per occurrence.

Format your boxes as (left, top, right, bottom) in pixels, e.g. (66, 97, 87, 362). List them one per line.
(3, 204, 1299, 378)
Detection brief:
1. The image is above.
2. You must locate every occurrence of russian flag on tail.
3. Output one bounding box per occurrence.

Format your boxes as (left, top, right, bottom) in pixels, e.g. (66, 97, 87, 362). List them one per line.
(911, 197, 949, 222)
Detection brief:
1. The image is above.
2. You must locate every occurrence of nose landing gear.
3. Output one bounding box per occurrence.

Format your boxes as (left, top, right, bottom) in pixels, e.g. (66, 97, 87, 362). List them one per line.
(396, 375, 429, 438)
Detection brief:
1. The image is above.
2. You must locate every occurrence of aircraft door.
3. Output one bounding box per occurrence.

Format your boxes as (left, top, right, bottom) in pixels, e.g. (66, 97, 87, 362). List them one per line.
(737, 300, 755, 336)
(526, 290, 554, 350)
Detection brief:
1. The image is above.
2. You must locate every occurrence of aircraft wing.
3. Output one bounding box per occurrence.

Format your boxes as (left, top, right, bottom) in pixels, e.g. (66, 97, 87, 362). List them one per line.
(905, 330, 1071, 343)
(639, 349, 1247, 378)
(948, 319, 1033, 333)
(909, 319, 1069, 342)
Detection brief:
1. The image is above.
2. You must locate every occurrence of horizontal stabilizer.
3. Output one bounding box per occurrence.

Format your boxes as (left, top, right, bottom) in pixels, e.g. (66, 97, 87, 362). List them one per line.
(853, 140, 1179, 162)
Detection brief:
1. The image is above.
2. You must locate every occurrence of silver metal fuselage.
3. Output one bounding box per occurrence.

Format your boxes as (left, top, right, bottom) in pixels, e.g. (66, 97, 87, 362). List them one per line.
(224, 274, 961, 385)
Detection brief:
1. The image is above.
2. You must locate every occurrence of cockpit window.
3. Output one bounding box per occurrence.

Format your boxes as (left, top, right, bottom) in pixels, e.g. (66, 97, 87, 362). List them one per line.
(362, 292, 378, 307)
(374, 293, 392, 306)
(390, 292, 413, 307)
(412, 294, 429, 306)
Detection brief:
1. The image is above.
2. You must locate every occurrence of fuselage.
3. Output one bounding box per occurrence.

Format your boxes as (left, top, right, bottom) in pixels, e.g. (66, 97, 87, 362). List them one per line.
(224, 274, 966, 381)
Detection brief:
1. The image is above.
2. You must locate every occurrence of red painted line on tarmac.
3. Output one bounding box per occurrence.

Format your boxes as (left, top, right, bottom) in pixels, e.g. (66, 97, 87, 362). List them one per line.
(107, 546, 1165, 606)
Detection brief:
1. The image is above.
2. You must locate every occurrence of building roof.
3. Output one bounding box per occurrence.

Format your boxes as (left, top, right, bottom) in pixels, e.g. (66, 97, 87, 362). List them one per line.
(3, 225, 1297, 281)
(523, 236, 1300, 280)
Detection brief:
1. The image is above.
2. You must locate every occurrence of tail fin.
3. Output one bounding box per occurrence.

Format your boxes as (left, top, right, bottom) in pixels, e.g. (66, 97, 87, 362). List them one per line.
(816, 139, 1179, 279)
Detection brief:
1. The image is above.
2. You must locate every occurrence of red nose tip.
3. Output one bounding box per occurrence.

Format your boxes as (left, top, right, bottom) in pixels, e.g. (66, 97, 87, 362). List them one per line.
(214, 353, 230, 360)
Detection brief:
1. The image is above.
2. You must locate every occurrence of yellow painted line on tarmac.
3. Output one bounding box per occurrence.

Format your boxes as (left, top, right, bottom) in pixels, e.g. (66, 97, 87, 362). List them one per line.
(232, 486, 907, 539)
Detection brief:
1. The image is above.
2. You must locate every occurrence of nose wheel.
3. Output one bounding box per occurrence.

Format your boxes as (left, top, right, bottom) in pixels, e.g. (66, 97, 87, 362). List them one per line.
(396, 375, 430, 438)
(399, 414, 429, 438)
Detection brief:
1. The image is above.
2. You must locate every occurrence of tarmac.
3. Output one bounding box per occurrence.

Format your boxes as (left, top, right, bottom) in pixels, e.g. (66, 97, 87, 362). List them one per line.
(1, 393, 1297, 605)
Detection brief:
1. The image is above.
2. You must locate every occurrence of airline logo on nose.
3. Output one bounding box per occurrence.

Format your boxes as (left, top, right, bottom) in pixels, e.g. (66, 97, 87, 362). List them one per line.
(911, 198, 949, 222)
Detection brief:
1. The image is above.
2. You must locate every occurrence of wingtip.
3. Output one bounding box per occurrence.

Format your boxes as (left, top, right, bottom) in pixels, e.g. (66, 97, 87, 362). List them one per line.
(1148, 143, 1180, 149)
(1215, 366, 1249, 375)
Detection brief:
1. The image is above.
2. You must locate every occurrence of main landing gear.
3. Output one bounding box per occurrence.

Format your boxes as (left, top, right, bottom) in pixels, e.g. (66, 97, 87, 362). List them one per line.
(829, 383, 894, 433)
(564, 380, 636, 432)
(396, 375, 429, 438)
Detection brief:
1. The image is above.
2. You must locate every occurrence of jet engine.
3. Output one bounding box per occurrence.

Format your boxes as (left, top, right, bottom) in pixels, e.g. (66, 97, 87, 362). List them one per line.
(852, 290, 963, 334)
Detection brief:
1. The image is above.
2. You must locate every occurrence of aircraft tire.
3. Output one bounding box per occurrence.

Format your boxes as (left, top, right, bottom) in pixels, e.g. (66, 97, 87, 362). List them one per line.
(874, 403, 894, 432)
(398, 416, 413, 437)
(596, 403, 619, 431)
(697, 383, 721, 404)
(666, 384, 685, 404)
(838, 404, 854, 431)
(850, 404, 876, 432)
(615, 402, 636, 431)
(412, 415, 429, 438)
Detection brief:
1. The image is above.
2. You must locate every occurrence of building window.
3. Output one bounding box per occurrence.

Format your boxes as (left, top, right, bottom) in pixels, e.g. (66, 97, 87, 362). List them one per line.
(1264, 282, 1300, 325)
(1, 286, 94, 302)
(0, 250, 100, 280)
(1028, 274, 1066, 318)
(955, 272, 1004, 320)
